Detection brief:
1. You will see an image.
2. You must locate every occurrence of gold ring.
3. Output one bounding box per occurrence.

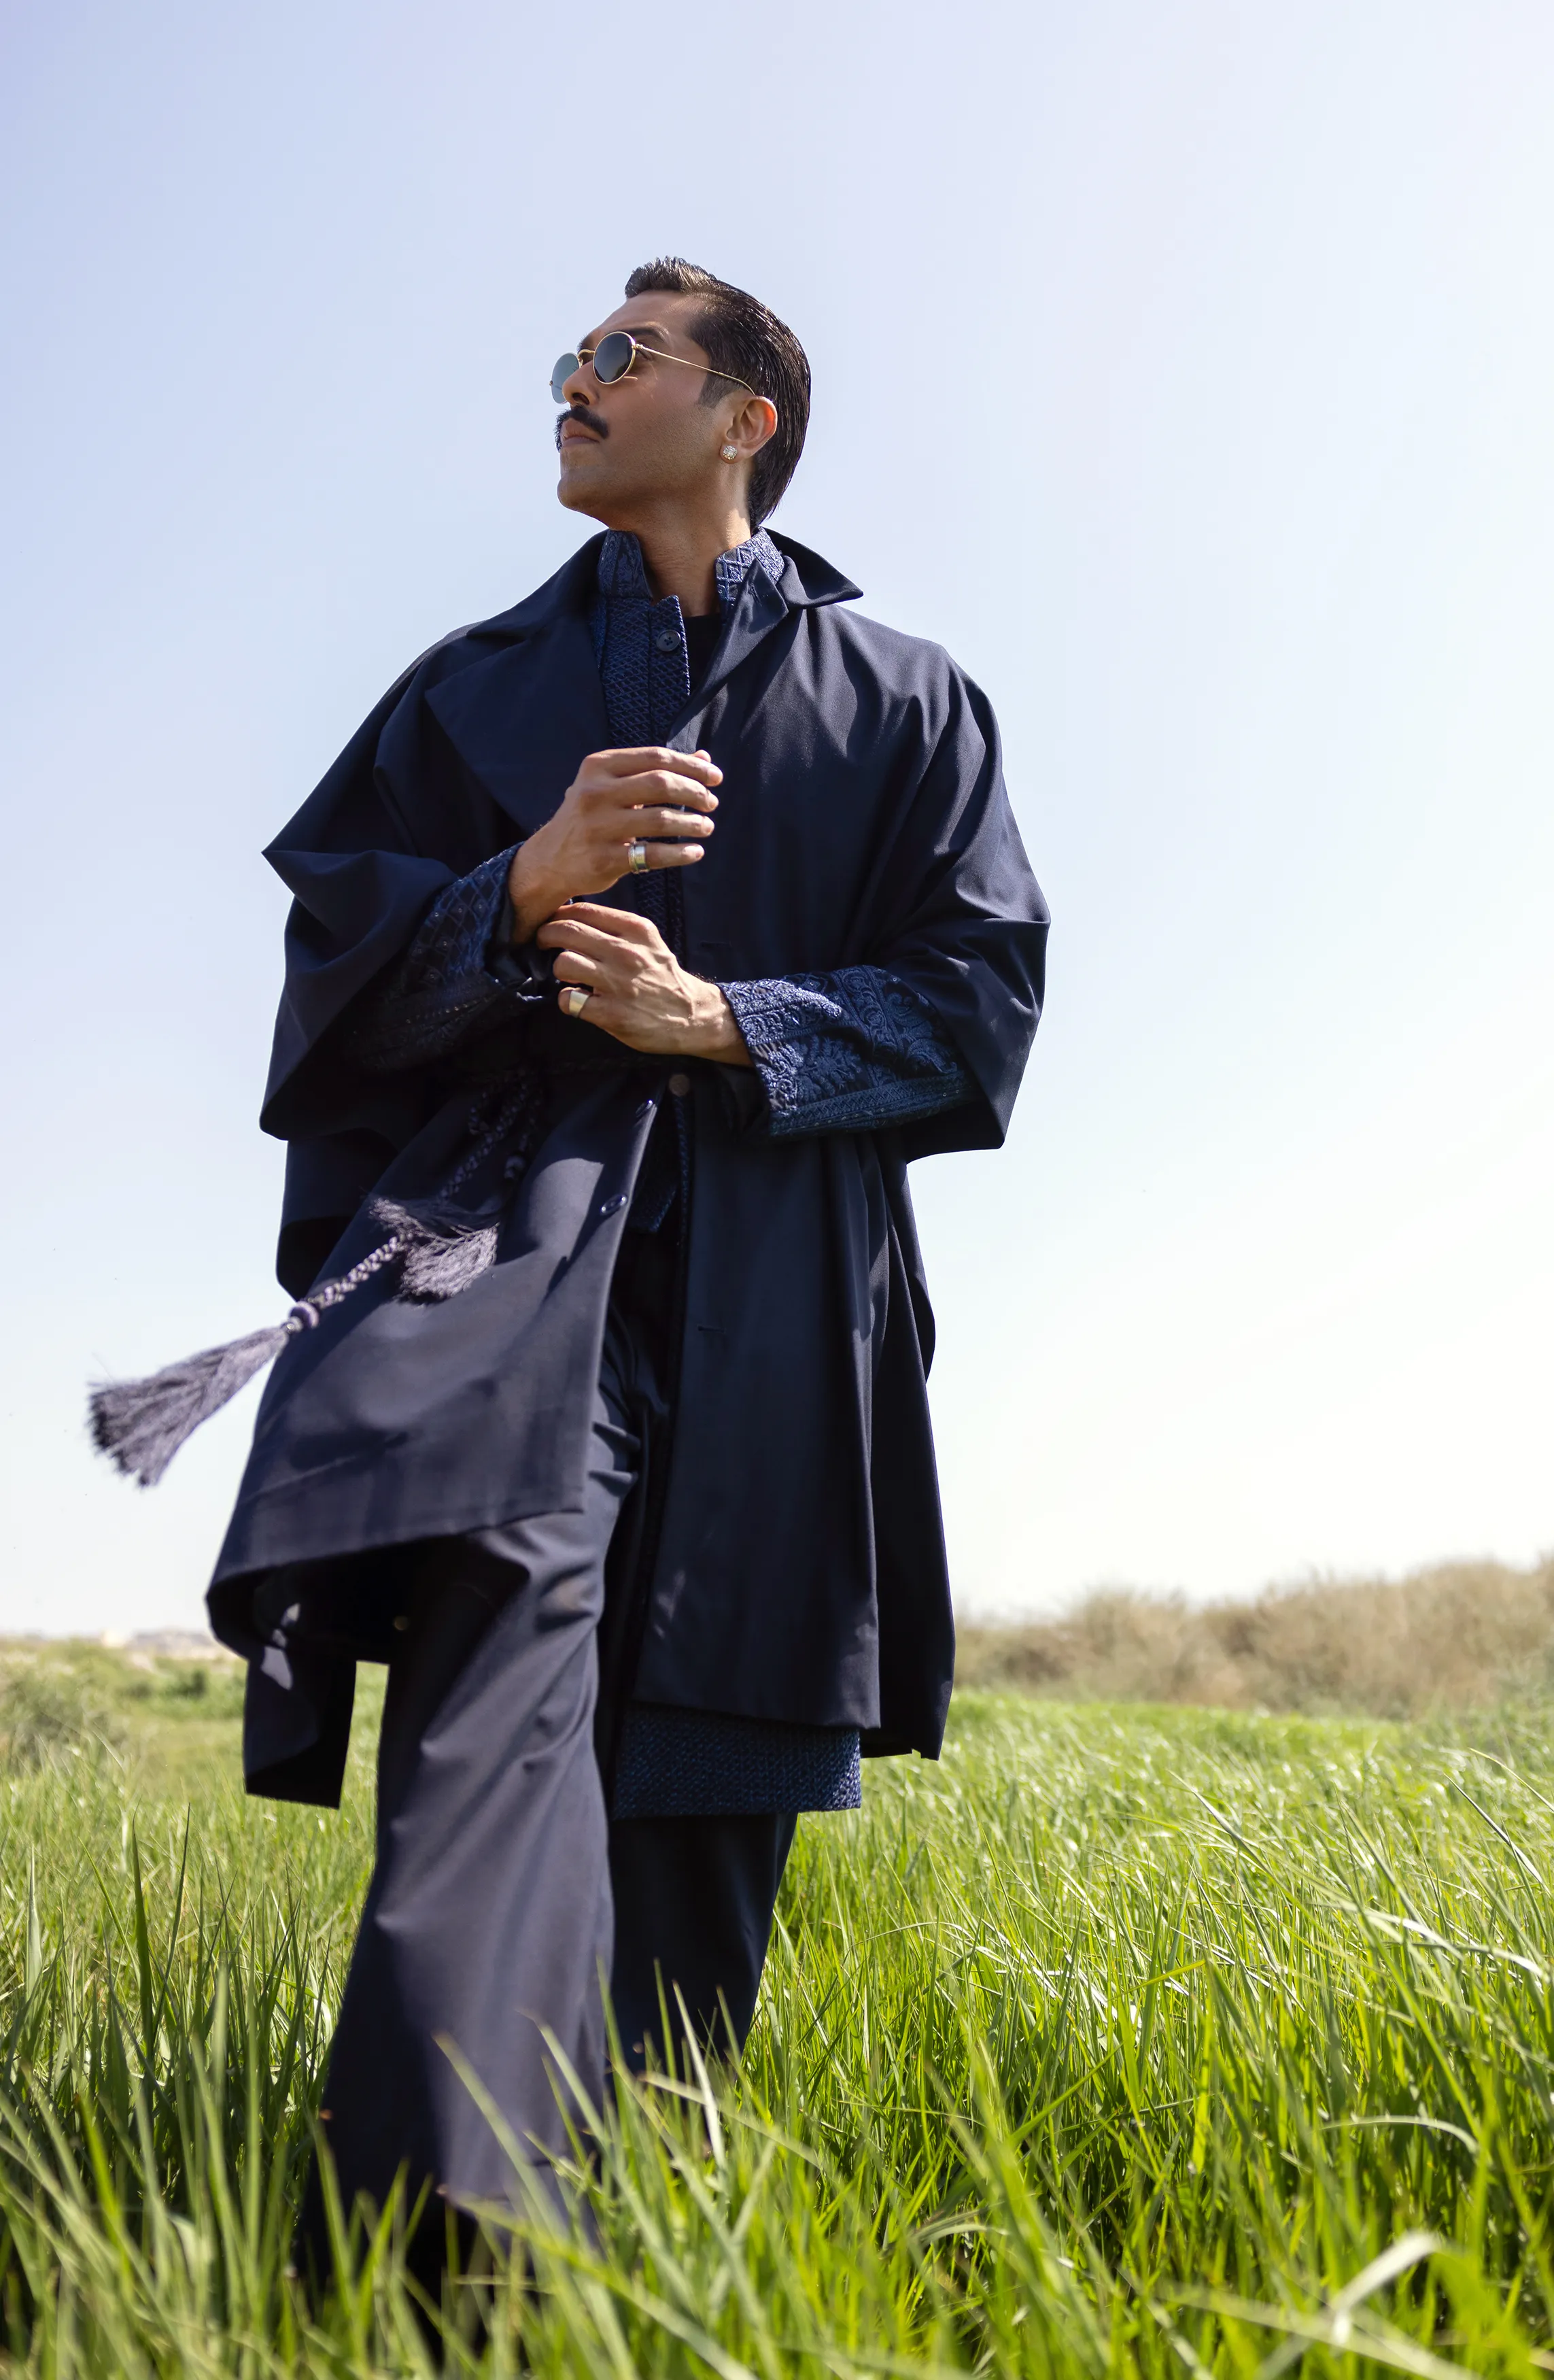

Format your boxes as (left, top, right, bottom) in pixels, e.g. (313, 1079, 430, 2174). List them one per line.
(627, 839, 649, 874)
(559, 985, 592, 1020)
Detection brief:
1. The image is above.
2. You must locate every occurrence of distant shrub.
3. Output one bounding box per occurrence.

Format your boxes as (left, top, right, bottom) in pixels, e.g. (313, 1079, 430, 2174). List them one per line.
(153, 1657, 245, 1718)
(0, 1665, 126, 1771)
(160, 1662, 209, 1701)
(956, 1554, 1554, 1720)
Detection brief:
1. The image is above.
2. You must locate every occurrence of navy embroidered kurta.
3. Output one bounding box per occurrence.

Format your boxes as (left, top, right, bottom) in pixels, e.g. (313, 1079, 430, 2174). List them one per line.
(207, 529, 1049, 1805)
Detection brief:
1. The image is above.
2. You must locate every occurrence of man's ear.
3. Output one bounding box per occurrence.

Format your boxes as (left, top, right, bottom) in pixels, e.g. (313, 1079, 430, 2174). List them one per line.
(726, 394, 778, 460)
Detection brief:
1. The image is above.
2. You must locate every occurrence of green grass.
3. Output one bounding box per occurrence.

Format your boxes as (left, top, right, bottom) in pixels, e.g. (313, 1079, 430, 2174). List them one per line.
(3, 1674, 1554, 2374)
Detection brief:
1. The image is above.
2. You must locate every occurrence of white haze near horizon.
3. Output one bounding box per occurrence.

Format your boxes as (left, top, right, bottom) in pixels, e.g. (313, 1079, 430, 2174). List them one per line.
(1, 0, 1550, 1637)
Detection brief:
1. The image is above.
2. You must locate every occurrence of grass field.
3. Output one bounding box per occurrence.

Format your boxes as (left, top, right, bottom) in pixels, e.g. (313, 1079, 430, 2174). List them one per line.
(3, 1646, 1554, 2373)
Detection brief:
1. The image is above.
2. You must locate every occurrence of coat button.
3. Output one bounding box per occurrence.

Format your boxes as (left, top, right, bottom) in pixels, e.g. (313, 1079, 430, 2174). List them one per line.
(668, 1072, 691, 1098)
(393, 1614, 409, 1632)
(655, 628, 680, 653)
(600, 1192, 627, 1215)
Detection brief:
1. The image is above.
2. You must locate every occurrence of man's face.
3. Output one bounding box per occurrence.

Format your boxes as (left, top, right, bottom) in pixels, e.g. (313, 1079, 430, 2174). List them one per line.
(555, 293, 746, 525)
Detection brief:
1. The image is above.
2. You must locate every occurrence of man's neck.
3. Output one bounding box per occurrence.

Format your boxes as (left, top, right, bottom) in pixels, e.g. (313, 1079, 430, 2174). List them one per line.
(606, 501, 756, 617)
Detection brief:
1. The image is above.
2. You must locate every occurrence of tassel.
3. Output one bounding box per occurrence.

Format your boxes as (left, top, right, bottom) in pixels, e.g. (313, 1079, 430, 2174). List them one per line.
(90, 1323, 296, 1489)
(90, 1084, 537, 1488)
(89, 1234, 407, 1488)
(85, 1196, 498, 1489)
(366, 1196, 501, 1302)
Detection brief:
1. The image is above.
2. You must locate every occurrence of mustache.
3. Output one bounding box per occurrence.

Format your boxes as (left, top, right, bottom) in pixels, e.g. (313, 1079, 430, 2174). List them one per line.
(555, 406, 606, 449)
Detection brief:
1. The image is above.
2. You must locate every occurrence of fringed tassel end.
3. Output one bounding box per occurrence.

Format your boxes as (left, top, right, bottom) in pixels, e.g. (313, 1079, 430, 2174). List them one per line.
(88, 1229, 409, 1489)
(89, 1323, 294, 1488)
(366, 1197, 500, 1301)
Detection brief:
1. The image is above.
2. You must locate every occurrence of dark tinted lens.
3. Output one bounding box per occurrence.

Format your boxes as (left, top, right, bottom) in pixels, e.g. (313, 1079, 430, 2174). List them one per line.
(591, 331, 636, 386)
(551, 353, 581, 405)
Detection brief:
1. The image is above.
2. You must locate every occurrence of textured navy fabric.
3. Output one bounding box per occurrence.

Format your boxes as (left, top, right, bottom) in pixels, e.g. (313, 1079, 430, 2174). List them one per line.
(613, 1702, 861, 1818)
(723, 968, 973, 1136)
(392, 847, 515, 991)
(588, 524, 783, 745)
(343, 847, 520, 1074)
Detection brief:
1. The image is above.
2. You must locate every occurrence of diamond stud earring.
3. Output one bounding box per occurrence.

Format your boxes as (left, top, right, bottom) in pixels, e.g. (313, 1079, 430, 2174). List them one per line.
(720, 443, 738, 460)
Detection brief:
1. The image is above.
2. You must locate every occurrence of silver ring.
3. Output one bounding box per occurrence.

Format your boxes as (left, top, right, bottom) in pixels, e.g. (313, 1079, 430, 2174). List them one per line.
(627, 838, 649, 874)
(559, 985, 593, 1020)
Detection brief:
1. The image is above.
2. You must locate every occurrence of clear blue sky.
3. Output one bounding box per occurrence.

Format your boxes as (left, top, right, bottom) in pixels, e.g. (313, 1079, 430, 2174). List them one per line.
(3, 0, 1551, 1634)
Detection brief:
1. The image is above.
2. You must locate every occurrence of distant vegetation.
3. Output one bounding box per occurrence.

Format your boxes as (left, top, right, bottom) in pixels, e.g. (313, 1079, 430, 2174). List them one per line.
(0, 1639, 243, 1790)
(7, 1551, 1549, 1794)
(956, 1554, 1554, 1718)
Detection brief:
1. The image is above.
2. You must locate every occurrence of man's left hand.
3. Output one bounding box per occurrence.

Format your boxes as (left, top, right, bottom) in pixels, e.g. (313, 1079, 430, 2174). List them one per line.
(535, 905, 753, 1066)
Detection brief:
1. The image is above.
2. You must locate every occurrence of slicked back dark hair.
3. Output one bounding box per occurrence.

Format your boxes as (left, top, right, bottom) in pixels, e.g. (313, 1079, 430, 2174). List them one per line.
(623, 257, 810, 525)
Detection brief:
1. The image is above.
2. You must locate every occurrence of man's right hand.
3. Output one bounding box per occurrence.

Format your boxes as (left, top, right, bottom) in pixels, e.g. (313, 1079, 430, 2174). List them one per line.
(506, 747, 722, 942)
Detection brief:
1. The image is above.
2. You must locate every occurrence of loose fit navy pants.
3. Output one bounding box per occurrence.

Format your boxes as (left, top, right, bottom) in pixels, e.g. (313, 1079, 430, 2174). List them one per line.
(300, 1272, 795, 2248)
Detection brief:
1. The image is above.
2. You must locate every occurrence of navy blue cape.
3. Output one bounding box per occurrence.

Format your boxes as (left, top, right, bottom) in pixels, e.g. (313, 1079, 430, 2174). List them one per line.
(208, 532, 1048, 1802)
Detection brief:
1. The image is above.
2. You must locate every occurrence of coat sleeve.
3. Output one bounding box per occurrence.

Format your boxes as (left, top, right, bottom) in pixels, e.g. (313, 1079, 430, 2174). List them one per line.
(335, 844, 553, 1075)
(719, 967, 976, 1137)
(256, 644, 534, 1292)
(723, 657, 1048, 1156)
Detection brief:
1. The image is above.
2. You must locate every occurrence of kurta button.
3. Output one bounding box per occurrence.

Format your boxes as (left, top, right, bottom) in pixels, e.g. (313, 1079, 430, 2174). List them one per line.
(600, 1192, 627, 1215)
(668, 1072, 691, 1098)
(655, 628, 680, 652)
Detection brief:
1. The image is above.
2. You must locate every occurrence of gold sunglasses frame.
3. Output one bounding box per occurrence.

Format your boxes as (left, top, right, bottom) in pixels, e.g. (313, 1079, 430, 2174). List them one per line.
(552, 333, 757, 406)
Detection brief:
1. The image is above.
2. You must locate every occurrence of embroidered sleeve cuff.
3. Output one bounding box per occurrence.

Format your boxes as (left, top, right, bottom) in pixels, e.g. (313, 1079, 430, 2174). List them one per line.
(398, 846, 519, 991)
(343, 845, 547, 1074)
(720, 968, 975, 1138)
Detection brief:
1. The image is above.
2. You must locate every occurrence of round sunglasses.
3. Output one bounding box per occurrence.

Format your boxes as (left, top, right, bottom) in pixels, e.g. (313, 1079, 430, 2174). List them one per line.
(551, 331, 757, 408)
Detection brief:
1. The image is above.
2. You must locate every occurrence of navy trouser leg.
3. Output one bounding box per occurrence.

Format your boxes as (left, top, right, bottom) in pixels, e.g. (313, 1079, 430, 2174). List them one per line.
(302, 1370, 639, 2254)
(607, 1811, 798, 2069)
(300, 1266, 799, 2274)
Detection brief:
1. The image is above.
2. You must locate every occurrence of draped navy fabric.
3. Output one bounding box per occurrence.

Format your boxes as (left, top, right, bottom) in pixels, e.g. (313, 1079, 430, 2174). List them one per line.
(207, 531, 1049, 1803)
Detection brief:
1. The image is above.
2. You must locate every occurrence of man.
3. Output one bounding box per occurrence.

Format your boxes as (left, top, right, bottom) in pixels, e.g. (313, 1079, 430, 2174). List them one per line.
(109, 258, 1048, 2239)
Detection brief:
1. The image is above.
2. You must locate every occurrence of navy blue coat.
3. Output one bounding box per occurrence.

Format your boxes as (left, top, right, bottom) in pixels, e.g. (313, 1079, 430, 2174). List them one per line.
(208, 533, 1048, 1801)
